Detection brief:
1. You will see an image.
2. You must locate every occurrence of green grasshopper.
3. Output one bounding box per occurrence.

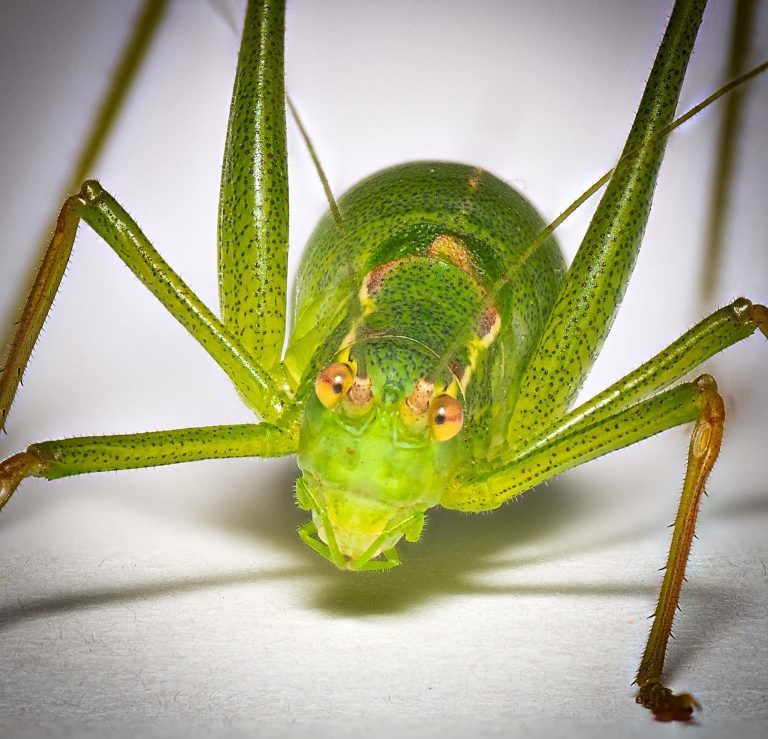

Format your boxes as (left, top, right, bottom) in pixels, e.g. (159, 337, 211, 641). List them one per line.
(0, 0, 766, 723)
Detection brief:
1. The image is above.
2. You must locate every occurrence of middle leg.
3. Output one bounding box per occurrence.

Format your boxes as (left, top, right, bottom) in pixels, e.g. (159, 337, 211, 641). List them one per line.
(446, 375, 727, 719)
(506, 297, 767, 454)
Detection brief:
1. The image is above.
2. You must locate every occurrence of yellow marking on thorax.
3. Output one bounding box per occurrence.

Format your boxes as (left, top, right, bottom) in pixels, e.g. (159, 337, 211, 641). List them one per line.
(427, 233, 478, 278)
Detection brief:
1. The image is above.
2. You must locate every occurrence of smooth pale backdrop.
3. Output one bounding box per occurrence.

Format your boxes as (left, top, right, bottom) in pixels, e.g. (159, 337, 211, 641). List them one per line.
(0, 1, 766, 737)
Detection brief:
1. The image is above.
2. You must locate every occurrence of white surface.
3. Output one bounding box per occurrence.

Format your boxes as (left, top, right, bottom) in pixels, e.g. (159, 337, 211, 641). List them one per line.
(0, 1, 767, 737)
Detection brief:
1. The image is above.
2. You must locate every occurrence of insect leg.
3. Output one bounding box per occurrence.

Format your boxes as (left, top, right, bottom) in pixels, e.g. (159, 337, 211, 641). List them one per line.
(505, 298, 767, 451)
(0, 181, 291, 432)
(218, 0, 288, 369)
(446, 374, 733, 718)
(446, 298, 766, 713)
(444, 379, 708, 511)
(635, 377, 724, 721)
(62, 0, 169, 196)
(0, 422, 297, 511)
(509, 0, 706, 439)
(699, 0, 758, 303)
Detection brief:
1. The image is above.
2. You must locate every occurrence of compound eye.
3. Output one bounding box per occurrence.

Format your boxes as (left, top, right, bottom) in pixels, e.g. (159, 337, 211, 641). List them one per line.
(428, 394, 463, 441)
(315, 362, 354, 408)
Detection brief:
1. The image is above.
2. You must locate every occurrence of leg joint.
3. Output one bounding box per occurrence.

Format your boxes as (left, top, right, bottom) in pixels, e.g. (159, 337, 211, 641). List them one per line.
(75, 179, 105, 206)
(691, 374, 725, 458)
(731, 297, 768, 338)
(0, 450, 46, 510)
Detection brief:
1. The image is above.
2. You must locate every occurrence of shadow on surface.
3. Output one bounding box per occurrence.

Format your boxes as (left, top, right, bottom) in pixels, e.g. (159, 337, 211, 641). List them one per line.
(1, 463, 758, 660)
(1, 446, 762, 704)
(207, 459, 626, 614)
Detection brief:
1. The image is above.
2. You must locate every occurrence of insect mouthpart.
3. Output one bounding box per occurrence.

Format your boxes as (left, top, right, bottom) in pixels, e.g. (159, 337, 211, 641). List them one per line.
(295, 475, 425, 571)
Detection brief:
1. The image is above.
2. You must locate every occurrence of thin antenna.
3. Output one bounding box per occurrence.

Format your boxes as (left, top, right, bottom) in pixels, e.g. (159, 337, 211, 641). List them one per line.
(287, 95, 373, 375)
(427, 58, 768, 379)
(207, 0, 241, 37)
(287, 96, 343, 227)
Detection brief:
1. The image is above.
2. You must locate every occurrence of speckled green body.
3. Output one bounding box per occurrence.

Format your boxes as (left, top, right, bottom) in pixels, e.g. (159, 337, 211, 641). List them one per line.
(287, 162, 564, 558)
(288, 162, 564, 449)
(1, 0, 732, 539)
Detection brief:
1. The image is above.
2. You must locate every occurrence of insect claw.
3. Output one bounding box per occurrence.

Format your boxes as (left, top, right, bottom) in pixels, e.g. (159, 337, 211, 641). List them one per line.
(636, 683, 699, 722)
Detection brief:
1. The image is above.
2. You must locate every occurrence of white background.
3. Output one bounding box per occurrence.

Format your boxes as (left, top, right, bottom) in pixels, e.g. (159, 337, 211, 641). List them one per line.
(0, 1, 766, 736)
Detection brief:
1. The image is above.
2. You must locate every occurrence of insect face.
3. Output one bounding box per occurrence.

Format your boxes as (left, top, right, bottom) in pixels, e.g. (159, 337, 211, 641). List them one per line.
(295, 356, 463, 569)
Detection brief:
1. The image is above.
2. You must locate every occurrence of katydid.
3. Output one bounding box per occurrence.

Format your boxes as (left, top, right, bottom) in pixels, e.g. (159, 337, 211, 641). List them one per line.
(0, 0, 766, 725)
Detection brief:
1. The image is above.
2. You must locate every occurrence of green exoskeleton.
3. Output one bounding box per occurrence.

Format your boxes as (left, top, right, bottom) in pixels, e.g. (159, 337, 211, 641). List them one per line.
(0, 0, 766, 724)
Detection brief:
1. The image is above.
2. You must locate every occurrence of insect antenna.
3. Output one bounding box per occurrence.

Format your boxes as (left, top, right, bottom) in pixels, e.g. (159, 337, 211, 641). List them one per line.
(287, 95, 371, 399)
(287, 95, 342, 228)
(427, 58, 768, 381)
(206, 0, 241, 38)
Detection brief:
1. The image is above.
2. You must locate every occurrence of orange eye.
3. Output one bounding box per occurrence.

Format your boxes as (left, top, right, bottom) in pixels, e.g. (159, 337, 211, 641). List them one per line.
(315, 362, 354, 408)
(428, 394, 463, 441)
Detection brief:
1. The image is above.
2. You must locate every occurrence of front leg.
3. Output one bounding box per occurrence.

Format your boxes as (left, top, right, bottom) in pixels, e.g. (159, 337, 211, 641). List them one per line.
(0, 422, 297, 511)
(0, 181, 290, 431)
